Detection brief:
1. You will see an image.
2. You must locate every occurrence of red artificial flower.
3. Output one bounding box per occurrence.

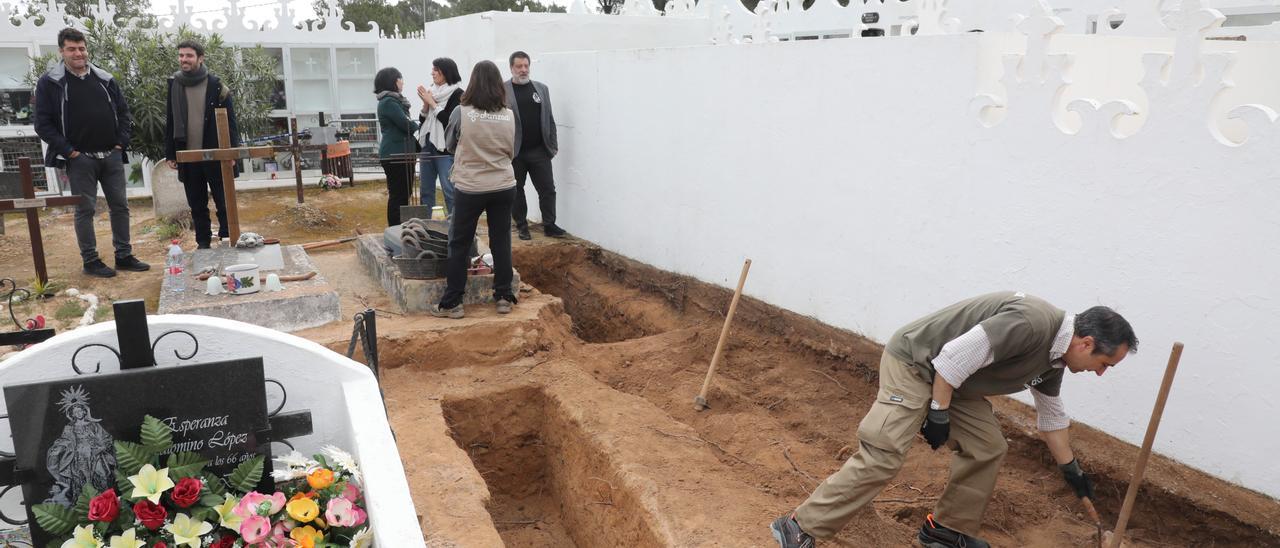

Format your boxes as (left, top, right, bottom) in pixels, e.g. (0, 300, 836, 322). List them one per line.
(210, 535, 236, 548)
(170, 477, 202, 508)
(87, 488, 120, 522)
(153, 543, 167, 548)
(133, 499, 168, 530)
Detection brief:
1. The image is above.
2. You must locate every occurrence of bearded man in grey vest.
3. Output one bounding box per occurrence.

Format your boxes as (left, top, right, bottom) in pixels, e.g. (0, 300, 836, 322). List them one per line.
(771, 292, 1138, 548)
(163, 40, 240, 249)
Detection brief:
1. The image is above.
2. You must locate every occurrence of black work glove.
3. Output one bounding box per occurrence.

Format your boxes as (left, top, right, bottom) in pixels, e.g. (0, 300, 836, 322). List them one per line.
(1060, 458, 1095, 499)
(920, 408, 950, 450)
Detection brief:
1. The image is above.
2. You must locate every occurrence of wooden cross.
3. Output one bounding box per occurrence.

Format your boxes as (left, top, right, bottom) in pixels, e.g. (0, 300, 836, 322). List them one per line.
(174, 108, 275, 242)
(0, 157, 84, 286)
(271, 117, 352, 204)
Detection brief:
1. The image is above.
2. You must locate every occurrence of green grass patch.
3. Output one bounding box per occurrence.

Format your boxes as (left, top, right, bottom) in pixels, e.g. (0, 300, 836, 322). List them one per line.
(95, 302, 113, 322)
(155, 220, 184, 240)
(54, 299, 87, 322)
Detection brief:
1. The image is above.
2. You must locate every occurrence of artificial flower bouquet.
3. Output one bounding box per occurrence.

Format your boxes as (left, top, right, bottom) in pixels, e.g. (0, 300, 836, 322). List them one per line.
(33, 416, 371, 548)
(318, 174, 343, 191)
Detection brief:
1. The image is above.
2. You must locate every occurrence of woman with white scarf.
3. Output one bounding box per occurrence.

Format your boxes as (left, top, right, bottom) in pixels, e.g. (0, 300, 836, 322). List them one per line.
(415, 58, 463, 219)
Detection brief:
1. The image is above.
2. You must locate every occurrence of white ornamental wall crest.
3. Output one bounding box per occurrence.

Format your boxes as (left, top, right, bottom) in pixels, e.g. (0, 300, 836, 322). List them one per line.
(2, 0, 391, 42)
(968, 0, 1280, 147)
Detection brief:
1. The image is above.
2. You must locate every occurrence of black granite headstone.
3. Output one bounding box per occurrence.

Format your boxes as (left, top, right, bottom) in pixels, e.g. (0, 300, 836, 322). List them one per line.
(3, 358, 272, 544)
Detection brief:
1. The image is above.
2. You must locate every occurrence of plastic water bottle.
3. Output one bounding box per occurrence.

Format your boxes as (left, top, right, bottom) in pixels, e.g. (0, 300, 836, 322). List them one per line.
(166, 239, 184, 291)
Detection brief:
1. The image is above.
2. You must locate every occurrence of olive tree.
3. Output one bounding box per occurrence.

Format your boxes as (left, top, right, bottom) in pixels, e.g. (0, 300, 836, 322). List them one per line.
(28, 22, 278, 162)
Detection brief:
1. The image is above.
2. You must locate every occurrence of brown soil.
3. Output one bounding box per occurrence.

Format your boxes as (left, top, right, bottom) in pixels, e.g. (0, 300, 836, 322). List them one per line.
(5, 184, 1277, 546)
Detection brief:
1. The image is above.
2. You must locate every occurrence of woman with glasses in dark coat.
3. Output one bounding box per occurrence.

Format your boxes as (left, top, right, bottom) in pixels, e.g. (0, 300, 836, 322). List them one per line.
(374, 67, 418, 226)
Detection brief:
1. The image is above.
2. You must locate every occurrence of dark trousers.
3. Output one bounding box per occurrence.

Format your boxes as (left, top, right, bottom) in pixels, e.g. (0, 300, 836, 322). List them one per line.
(382, 160, 412, 226)
(67, 150, 132, 263)
(440, 187, 516, 309)
(511, 146, 556, 230)
(180, 162, 228, 247)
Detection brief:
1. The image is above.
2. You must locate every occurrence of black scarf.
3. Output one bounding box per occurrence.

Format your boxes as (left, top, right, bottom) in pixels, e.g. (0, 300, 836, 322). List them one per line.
(171, 64, 209, 141)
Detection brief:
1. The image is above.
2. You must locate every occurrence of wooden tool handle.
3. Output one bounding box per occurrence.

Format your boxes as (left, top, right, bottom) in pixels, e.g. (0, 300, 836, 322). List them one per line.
(1109, 342, 1184, 548)
(1081, 496, 1101, 525)
(695, 259, 752, 410)
(261, 271, 317, 283)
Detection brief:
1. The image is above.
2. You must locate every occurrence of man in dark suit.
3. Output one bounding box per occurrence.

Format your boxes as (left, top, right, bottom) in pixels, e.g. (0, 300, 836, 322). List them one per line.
(505, 51, 565, 241)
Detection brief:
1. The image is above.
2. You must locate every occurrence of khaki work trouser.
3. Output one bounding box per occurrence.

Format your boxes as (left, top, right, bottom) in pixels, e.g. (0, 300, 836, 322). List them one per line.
(793, 352, 1008, 537)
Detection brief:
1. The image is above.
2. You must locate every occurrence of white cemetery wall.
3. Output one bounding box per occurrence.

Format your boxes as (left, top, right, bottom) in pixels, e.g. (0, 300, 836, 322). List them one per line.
(0, 314, 425, 545)
(532, 22, 1280, 497)
(399, 11, 710, 85)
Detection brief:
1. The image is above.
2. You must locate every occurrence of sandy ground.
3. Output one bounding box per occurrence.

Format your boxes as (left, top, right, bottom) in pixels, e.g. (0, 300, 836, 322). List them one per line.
(3, 185, 1277, 546)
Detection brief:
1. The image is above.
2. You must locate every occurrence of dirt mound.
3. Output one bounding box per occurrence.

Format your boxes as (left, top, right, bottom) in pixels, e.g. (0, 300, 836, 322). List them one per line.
(267, 203, 343, 229)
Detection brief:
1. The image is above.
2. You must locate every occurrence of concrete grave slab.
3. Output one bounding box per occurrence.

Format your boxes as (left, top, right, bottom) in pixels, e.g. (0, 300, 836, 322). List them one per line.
(158, 245, 340, 332)
(234, 243, 285, 271)
(355, 235, 518, 313)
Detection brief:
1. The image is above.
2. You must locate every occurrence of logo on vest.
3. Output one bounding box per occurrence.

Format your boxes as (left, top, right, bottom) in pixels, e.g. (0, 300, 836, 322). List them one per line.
(1024, 375, 1044, 389)
(889, 395, 903, 403)
(467, 110, 512, 123)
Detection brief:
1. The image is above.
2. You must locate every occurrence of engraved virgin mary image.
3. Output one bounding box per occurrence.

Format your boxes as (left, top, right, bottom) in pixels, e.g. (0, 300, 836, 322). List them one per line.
(43, 385, 116, 505)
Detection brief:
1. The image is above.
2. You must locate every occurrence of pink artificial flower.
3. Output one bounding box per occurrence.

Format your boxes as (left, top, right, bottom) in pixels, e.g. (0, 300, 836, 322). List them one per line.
(341, 482, 361, 502)
(352, 505, 368, 527)
(240, 515, 272, 544)
(235, 491, 287, 518)
(325, 498, 359, 527)
(270, 519, 292, 545)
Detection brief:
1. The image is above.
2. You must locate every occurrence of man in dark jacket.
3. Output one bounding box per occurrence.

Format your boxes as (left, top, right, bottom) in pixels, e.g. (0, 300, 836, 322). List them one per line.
(504, 51, 565, 241)
(163, 40, 240, 249)
(34, 27, 149, 278)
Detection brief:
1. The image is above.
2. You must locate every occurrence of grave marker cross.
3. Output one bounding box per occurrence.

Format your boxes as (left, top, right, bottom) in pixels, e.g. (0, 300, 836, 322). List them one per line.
(269, 118, 351, 204)
(175, 108, 276, 241)
(0, 158, 84, 286)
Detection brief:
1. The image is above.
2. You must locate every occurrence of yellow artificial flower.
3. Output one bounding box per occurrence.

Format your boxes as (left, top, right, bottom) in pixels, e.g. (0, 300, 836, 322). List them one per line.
(60, 525, 101, 548)
(289, 525, 324, 548)
(127, 464, 175, 504)
(286, 496, 320, 522)
(106, 529, 145, 548)
(164, 513, 213, 548)
(214, 493, 243, 529)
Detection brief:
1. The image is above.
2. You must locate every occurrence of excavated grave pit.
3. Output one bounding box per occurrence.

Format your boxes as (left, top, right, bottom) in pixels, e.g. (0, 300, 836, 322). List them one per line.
(441, 386, 663, 548)
(503, 242, 1280, 547)
(358, 241, 1279, 547)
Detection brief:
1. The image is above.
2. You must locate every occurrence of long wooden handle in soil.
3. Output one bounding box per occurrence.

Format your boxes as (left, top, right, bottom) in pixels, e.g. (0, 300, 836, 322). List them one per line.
(1108, 342, 1184, 548)
(694, 259, 752, 410)
(301, 236, 358, 251)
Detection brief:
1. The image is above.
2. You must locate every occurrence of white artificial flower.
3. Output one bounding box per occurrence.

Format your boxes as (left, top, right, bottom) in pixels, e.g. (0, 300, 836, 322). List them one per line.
(322, 445, 362, 482)
(270, 468, 308, 482)
(348, 527, 373, 548)
(275, 451, 316, 470)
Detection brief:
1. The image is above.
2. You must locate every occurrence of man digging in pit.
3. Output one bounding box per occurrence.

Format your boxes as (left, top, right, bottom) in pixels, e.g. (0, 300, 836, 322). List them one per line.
(771, 291, 1137, 548)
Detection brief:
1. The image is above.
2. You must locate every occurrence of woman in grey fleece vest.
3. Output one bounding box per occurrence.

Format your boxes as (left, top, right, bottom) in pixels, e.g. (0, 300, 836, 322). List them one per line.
(429, 61, 519, 319)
